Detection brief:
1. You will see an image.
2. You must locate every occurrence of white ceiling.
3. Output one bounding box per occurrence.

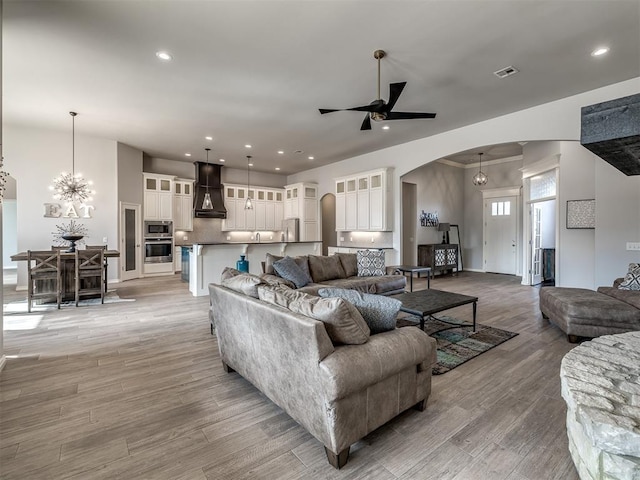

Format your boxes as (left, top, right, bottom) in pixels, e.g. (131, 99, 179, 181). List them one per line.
(4, 1, 640, 175)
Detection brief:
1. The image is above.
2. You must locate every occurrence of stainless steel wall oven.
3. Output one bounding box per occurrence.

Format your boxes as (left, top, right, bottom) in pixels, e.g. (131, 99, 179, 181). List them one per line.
(144, 221, 173, 263)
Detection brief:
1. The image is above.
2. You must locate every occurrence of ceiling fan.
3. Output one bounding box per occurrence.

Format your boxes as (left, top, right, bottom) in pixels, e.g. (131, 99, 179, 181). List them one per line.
(319, 50, 437, 131)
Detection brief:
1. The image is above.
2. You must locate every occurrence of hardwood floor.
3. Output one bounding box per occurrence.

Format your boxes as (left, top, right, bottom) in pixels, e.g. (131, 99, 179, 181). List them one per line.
(1, 272, 579, 479)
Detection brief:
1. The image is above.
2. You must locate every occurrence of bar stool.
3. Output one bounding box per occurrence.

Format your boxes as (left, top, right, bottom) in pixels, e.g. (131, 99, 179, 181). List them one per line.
(27, 250, 62, 312)
(75, 249, 105, 306)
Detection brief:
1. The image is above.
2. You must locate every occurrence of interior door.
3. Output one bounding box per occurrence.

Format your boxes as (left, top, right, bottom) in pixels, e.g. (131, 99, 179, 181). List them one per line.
(484, 196, 517, 274)
(120, 202, 141, 281)
(531, 203, 543, 285)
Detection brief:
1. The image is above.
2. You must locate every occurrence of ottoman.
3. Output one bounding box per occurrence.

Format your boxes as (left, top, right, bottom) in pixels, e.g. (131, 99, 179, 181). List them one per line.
(539, 287, 640, 342)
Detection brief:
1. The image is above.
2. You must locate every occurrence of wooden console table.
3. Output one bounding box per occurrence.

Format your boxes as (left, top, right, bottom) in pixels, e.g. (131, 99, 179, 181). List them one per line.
(417, 244, 458, 276)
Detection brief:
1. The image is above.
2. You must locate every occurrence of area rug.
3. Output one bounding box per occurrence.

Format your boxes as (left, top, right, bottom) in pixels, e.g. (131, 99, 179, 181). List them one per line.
(397, 315, 518, 375)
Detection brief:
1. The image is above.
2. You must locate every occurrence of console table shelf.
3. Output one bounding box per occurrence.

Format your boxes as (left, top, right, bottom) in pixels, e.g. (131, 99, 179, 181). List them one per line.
(417, 244, 459, 276)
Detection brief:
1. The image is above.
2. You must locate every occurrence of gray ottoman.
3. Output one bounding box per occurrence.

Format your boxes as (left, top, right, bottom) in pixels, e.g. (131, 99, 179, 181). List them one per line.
(539, 287, 640, 342)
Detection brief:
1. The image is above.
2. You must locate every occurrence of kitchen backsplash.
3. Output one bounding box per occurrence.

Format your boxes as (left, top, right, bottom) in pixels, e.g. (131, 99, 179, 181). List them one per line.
(175, 218, 282, 245)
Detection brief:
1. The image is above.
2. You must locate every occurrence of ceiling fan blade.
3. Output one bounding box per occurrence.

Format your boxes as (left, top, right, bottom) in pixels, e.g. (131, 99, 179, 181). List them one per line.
(360, 114, 372, 131)
(386, 111, 437, 120)
(319, 103, 380, 115)
(386, 82, 406, 112)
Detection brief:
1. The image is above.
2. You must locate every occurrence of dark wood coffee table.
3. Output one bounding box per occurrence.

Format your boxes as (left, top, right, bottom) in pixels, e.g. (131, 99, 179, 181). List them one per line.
(392, 288, 478, 332)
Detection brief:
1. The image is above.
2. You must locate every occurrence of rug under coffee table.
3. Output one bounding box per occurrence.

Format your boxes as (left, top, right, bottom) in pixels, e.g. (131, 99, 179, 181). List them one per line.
(392, 288, 478, 332)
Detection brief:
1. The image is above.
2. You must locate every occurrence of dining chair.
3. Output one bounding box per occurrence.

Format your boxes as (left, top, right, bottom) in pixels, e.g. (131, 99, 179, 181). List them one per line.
(27, 250, 62, 312)
(75, 249, 105, 306)
(85, 245, 108, 293)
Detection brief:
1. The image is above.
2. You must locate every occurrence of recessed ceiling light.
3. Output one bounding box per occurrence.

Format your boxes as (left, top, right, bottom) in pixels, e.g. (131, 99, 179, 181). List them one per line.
(245, 144, 252, 148)
(382, 125, 390, 130)
(277, 150, 284, 155)
(308, 156, 314, 160)
(219, 158, 225, 162)
(275, 167, 281, 171)
(591, 46, 609, 57)
(205, 136, 213, 141)
(184, 153, 191, 157)
(156, 51, 172, 61)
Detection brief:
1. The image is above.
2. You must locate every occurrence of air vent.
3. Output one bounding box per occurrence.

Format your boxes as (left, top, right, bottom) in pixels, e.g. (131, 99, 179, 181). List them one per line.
(493, 66, 519, 79)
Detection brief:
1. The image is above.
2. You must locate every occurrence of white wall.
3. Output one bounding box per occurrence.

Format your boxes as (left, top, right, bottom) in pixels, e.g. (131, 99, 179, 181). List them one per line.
(2, 200, 18, 268)
(4, 125, 119, 289)
(117, 143, 144, 206)
(287, 77, 640, 284)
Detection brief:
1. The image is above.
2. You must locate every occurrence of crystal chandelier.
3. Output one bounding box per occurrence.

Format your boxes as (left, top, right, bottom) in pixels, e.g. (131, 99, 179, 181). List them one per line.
(49, 112, 95, 203)
(244, 155, 253, 210)
(472, 152, 488, 186)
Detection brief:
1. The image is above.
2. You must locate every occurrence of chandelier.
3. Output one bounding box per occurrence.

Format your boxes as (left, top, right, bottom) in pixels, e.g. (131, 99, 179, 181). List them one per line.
(472, 152, 488, 186)
(49, 112, 95, 203)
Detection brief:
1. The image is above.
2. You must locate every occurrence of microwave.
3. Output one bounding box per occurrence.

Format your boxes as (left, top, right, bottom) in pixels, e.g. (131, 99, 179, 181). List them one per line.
(144, 220, 173, 238)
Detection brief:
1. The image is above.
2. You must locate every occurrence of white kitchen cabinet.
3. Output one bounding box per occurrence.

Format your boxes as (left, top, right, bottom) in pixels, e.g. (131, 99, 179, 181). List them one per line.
(173, 179, 193, 231)
(144, 173, 174, 221)
(284, 182, 320, 241)
(334, 168, 392, 232)
(222, 184, 285, 232)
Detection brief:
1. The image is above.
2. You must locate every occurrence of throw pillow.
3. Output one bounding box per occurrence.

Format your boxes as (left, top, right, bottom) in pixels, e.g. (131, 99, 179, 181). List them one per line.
(357, 249, 385, 276)
(260, 273, 295, 289)
(265, 253, 311, 277)
(258, 285, 370, 344)
(619, 263, 640, 291)
(272, 256, 312, 288)
(308, 254, 346, 282)
(221, 273, 264, 298)
(318, 287, 401, 334)
(336, 253, 358, 278)
(221, 266, 243, 282)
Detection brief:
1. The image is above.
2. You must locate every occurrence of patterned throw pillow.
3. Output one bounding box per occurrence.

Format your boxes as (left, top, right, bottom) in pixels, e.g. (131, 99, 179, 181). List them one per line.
(357, 249, 385, 276)
(619, 263, 640, 291)
(272, 256, 312, 288)
(318, 287, 401, 334)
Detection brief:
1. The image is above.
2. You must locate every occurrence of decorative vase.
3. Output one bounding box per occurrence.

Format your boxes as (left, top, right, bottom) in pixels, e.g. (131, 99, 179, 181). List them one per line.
(61, 234, 84, 253)
(236, 254, 249, 273)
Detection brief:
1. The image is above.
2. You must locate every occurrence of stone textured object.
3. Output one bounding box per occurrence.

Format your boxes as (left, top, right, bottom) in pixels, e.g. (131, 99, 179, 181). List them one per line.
(561, 331, 640, 479)
(581, 93, 640, 176)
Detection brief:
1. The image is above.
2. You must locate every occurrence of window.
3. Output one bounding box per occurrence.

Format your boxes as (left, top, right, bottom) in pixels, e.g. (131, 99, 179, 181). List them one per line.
(491, 201, 511, 216)
(530, 170, 556, 200)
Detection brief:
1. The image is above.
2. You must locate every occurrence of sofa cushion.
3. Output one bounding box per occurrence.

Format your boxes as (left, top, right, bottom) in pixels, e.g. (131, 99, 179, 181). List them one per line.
(222, 272, 264, 298)
(322, 275, 406, 295)
(308, 254, 346, 283)
(357, 249, 385, 276)
(597, 286, 640, 310)
(260, 273, 296, 289)
(258, 285, 369, 345)
(221, 266, 243, 282)
(265, 253, 310, 277)
(318, 288, 401, 334)
(273, 256, 312, 288)
(336, 253, 358, 278)
(619, 263, 640, 291)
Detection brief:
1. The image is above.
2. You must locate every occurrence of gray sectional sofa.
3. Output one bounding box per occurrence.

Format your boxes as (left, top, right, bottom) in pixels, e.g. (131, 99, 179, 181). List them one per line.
(261, 252, 406, 296)
(209, 279, 436, 468)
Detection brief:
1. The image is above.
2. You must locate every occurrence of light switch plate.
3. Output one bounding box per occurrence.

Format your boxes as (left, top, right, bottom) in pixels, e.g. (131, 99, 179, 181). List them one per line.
(626, 242, 640, 251)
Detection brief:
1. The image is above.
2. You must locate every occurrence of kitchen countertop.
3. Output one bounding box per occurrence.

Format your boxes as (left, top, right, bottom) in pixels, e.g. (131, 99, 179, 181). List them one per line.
(327, 245, 394, 249)
(177, 241, 321, 247)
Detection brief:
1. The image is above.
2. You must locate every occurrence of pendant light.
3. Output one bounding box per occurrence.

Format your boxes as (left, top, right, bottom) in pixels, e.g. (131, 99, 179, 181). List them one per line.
(472, 152, 488, 186)
(201, 148, 214, 210)
(244, 155, 253, 210)
(49, 112, 96, 203)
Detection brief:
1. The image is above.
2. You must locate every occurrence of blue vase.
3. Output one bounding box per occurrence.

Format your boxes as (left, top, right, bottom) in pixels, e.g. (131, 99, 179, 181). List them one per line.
(236, 255, 249, 273)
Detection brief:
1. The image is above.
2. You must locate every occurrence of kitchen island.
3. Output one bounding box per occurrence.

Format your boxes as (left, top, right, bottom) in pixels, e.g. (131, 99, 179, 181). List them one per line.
(188, 241, 322, 296)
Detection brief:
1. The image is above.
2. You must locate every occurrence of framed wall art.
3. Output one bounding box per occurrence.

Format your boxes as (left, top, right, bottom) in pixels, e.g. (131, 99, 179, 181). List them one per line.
(566, 199, 595, 229)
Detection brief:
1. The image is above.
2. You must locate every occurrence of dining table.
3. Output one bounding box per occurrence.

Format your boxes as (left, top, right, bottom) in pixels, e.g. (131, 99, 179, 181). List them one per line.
(11, 249, 120, 302)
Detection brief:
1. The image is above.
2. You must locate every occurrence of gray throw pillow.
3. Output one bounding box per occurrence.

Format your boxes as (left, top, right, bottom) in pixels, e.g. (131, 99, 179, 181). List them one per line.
(272, 256, 312, 288)
(221, 273, 264, 298)
(357, 249, 385, 276)
(318, 287, 400, 334)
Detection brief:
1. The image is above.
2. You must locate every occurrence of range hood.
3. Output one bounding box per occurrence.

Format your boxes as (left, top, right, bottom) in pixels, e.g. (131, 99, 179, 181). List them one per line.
(193, 162, 227, 218)
(581, 93, 640, 176)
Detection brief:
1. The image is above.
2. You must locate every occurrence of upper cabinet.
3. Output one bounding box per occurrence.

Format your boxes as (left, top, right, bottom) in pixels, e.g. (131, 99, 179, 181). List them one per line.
(222, 184, 285, 232)
(173, 178, 194, 231)
(144, 173, 174, 221)
(334, 168, 392, 232)
(284, 182, 320, 241)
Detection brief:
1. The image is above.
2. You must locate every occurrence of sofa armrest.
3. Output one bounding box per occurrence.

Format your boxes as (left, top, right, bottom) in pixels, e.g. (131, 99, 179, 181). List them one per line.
(318, 327, 436, 400)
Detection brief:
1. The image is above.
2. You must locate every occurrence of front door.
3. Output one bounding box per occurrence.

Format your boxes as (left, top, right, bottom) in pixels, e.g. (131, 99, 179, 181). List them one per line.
(484, 196, 517, 274)
(120, 202, 141, 281)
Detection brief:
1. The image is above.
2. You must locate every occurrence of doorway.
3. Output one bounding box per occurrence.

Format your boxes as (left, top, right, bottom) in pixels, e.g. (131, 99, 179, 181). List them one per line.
(483, 194, 519, 275)
(320, 194, 336, 256)
(119, 202, 141, 281)
(529, 199, 556, 285)
(402, 182, 417, 265)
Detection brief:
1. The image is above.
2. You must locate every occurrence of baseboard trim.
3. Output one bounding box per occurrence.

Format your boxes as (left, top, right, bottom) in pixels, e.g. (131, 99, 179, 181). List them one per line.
(463, 268, 485, 273)
(0, 355, 7, 373)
